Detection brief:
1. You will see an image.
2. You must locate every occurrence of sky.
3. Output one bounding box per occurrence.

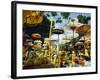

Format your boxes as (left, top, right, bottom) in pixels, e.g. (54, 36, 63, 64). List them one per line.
(54, 12, 91, 29)
(45, 12, 91, 43)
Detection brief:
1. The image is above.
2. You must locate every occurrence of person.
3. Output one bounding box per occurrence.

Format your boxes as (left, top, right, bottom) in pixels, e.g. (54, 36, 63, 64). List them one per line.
(52, 51, 57, 65)
(72, 50, 76, 66)
(65, 51, 69, 66)
(60, 52, 66, 67)
(33, 40, 42, 56)
(27, 41, 34, 59)
(42, 43, 48, 57)
(84, 48, 89, 57)
(78, 55, 85, 66)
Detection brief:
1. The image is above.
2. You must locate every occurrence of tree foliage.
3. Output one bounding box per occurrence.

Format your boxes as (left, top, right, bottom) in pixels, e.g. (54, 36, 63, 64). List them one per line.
(61, 12, 70, 19)
(56, 17, 62, 23)
(77, 15, 91, 24)
(51, 12, 57, 16)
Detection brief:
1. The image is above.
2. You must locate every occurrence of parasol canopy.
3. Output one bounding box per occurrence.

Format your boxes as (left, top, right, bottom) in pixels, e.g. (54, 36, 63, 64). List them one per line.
(75, 41, 85, 50)
(52, 29, 64, 34)
(75, 41, 84, 46)
(31, 33, 41, 39)
(76, 24, 90, 35)
(64, 18, 81, 30)
(23, 11, 43, 25)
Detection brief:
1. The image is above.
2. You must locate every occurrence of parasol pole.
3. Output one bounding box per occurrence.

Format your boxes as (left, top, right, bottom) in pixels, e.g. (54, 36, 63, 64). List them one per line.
(49, 17, 53, 40)
(49, 17, 53, 57)
(57, 34, 60, 55)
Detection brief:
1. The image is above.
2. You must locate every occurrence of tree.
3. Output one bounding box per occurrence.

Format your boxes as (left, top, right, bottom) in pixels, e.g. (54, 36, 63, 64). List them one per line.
(56, 17, 62, 23)
(44, 11, 70, 25)
(61, 12, 70, 19)
(51, 12, 57, 16)
(77, 15, 91, 24)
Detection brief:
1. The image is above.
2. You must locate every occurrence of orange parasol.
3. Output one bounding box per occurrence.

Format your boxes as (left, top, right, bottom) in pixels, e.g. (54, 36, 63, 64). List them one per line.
(31, 33, 41, 39)
(76, 24, 90, 35)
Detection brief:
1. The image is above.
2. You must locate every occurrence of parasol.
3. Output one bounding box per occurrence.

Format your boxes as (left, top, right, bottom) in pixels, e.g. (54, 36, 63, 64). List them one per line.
(75, 41, 84, 46)
(52, 29, 64, 34)
(31, 33, 41, 39)
(76, 24, 90, 34)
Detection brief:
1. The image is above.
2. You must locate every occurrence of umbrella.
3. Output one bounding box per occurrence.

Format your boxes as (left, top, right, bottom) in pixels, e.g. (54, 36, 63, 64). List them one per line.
(52, 28, 64, 54)
(76, 24, 90, 34)
(23, 11, 43, 25)
(64, 18, 81, 30)
(75, 41, 85, 50)
(75, 42, 84, 46)
(76, 24, 91, 41)
(31, 33, 41, 39)
(52, 29, 64, 34)
(64, 18, 82, 46)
